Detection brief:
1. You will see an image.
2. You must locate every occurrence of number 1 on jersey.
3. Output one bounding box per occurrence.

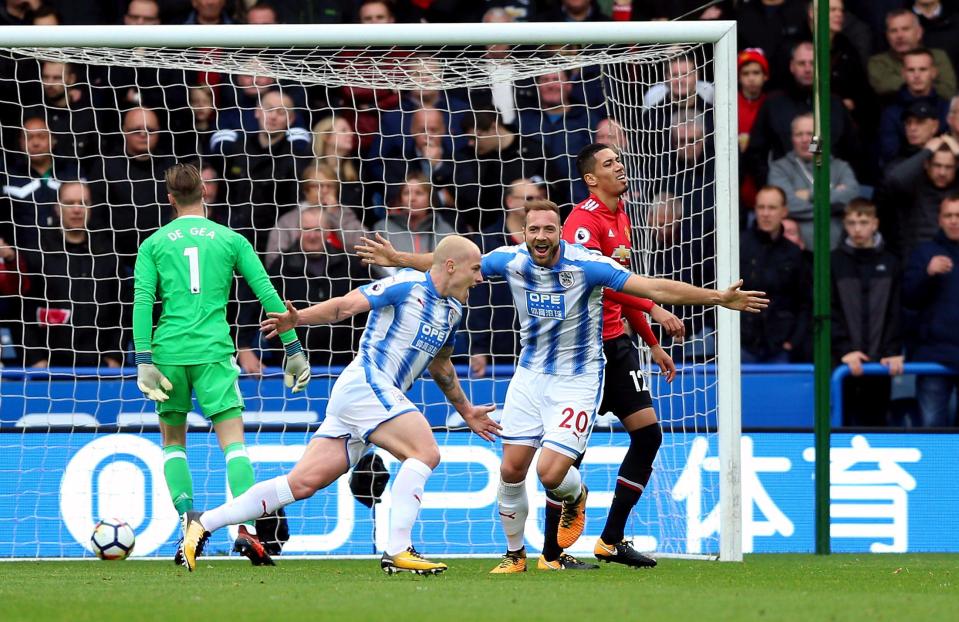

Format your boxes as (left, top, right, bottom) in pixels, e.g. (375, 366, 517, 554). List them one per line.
(184, 246, 201, 294)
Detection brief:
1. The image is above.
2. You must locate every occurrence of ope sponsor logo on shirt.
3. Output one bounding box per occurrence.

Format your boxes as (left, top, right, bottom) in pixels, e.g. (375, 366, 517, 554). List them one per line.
(526, 291, 566, 319)
(411, 322, 448, 356)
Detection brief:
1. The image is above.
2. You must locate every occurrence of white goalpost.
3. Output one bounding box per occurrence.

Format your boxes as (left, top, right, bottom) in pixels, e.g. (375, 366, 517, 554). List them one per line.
(0, 21, 741, 561)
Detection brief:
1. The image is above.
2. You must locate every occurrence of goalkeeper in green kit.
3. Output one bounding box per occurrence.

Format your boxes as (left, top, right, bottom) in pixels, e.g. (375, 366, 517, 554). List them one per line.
(133, 163, 310, 566)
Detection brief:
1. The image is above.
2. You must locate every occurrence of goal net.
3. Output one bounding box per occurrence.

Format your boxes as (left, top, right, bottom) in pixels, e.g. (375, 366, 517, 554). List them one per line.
(0, 22, 740, 560)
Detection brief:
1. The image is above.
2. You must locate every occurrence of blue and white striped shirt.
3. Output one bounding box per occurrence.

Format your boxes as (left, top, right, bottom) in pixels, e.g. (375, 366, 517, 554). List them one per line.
(481, 241, 631, 376)
(355, 269, 463, 392)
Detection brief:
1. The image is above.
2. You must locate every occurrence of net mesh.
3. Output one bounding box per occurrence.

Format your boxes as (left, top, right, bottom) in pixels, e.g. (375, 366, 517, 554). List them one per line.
(0, 40, 723, 559)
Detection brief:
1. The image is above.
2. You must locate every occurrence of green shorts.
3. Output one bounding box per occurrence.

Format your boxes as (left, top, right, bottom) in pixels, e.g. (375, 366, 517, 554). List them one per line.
(155, 358, 245, 425)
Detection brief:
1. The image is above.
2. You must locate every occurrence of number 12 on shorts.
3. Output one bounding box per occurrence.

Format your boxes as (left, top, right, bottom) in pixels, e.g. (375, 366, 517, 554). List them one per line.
(559, 407, 589, 434)
(184, 246, 201, 294)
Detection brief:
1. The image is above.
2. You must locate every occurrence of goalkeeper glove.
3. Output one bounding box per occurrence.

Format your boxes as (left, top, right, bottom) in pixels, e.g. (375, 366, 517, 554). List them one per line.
(135, 353, 173, 402)
(283, 341, 310, 393)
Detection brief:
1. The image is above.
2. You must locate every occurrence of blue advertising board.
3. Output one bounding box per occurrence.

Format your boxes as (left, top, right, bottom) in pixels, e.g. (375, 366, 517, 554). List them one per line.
(0, 431, 955, 558)
(0, 364, 815, 428)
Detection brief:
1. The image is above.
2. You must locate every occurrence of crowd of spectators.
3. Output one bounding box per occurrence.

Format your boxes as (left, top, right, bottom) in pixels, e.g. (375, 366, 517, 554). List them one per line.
(0, 0, 956, 426)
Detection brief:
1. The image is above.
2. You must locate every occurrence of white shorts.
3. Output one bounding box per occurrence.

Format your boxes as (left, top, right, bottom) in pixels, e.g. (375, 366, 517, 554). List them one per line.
(315, 363, 419, 466)
(500, 365, 605, 460)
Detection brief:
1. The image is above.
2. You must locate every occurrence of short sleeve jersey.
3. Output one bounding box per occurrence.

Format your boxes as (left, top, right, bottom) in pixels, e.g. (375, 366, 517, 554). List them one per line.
(356, 269, 463, 392)
(481, 241, 631, 376)
(562, 193, 635, 341)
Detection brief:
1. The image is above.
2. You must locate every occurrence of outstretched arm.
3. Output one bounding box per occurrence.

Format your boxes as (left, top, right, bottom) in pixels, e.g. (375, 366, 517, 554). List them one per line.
(428, 346, 502, 442)
(260, 289, 372, 339)
(621, 275, 768, 312)
(357, 233, 433, 271)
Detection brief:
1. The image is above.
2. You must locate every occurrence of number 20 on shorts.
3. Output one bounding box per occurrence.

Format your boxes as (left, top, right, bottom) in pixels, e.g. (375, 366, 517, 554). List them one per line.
(558, 407, 589, 434)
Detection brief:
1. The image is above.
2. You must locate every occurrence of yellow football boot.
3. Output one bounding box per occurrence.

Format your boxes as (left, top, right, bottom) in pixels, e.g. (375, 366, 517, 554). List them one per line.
(537, 553, 599, 570)
(489, 548, 528, 573)
(381, 547, 448, 575)
(556, 484, 588, 549)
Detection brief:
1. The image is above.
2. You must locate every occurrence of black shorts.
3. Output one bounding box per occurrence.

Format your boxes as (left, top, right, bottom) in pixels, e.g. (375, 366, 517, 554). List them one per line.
(599, 334, 654, 420)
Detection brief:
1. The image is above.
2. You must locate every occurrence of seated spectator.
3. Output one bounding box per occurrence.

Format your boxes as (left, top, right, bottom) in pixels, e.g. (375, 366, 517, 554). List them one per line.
(19, 181, 126, 368)
(312, 114, 373, 220)
(948, 95, 959, 140)
(90, 106, 175, 263)
(30, 4, 59, 26)
(466, 177, 546, 376)
(0, 232, 26, 365)
(185, 0, 233, 24)
(799, 0, 877, 136)
(643, 53, 715, 110)
(0, 115, 79, 252)
(373, 171, 455, 254)
(381, 106, 459, 210)
(518, 69, 600, 207)
(594, 117, 627, 151)
(660, 114, 716, 233)
(878, 49, 949, 166)
(123, 0, 161, 25)
(902, 195, 959, 426)
(357, 0, 394, 23)
(736, 0, 808, 91)
(210, 89, 312, 251)
(889, 100, 946, 168)
(0, 0, 38, 25)
(768, 112, 860, 249)
(534, 0, 609, 22)
(173, 84, 217, 158)
(746, 40, 860, 185)
(238, 206, 372, 370)
(881, 135, 959, 258)
(738, 48, 769, 212)
(245, 1, 279, 24)
(641, 53, 713, 167)
(739, 185, 811, 363)
(459, 111, 549, 231)
(914, 0, 959, 70)
(37, 60, 98, 161)
(265, 161, 366, 269)
(868, 9, 956, 99)
(832, 199, 903, 427)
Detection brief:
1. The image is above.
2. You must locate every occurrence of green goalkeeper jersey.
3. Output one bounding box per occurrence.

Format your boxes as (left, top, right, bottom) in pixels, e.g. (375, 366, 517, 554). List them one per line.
(133, 215, 296, 365)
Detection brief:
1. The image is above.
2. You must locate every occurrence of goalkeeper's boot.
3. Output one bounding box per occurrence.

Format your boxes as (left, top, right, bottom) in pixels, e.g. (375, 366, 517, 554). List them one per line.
(233, 525, 275, 566)
(556, 484, 588, 549)
(173, 538, 185, 567)
(537, 553, 599, 571)
(489, 548, 527, 574)
(594, 539, 658, 568)
(181, 511, 211, 572)
(380, 547, 448, 575)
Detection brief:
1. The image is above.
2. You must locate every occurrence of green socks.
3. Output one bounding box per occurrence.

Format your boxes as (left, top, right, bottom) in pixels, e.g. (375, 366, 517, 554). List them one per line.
(224, 441, 255, 527)
(162, 444, 193, 515)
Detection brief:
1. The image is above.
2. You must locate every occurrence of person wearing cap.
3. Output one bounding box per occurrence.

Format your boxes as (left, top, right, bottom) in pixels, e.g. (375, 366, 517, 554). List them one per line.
(738, 47, 769, 214)
(768, 112, 860, 250)
(891, 100, 947, 168)
(878, 48, 950, 166)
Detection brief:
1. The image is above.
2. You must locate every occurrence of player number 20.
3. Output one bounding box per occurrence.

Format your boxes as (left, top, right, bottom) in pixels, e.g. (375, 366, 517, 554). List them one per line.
(183, 246, 201, 294)
(559, 407, 588, 434)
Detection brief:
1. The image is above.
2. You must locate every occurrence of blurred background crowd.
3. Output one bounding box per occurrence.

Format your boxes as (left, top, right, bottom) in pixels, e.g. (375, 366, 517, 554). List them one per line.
(0, 0, 957, 426)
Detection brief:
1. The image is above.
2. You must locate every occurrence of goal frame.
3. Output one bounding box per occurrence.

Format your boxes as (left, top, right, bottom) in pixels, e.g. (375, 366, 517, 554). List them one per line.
(0, 20, 742, 562)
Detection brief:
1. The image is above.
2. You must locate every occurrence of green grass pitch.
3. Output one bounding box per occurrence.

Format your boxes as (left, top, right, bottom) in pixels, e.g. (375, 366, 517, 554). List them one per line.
(1, 555, 956, 621)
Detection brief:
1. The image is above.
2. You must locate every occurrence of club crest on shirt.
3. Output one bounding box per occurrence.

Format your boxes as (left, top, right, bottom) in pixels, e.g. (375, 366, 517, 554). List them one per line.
(558, 271, 575, 289)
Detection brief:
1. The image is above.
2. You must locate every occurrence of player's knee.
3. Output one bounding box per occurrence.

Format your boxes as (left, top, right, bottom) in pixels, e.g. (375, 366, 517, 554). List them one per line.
(287, 474, 319, 501)
(500, 461, 527, 484)
(536, 465, 565, 491)
(629, 422, 663, 455)
(411, 444, 441, 470)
